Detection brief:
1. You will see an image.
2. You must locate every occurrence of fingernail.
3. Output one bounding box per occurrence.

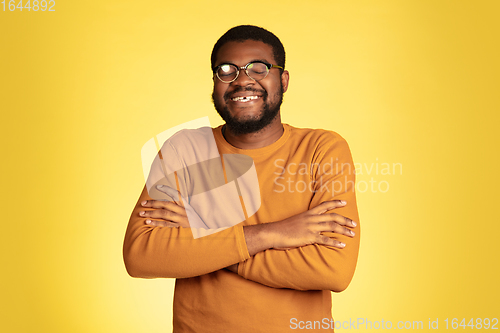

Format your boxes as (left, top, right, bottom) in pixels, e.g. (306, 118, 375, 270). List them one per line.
(350, 230, 355, 236)
(139, 211, 145, 216)
(339, 242, 346, 248)
(141, 201, 147, 206)
(352, 221, 357, 227)
(340, 200, 346, 205)
(146, 219, 151, 224)
(157, 184, 164, 188)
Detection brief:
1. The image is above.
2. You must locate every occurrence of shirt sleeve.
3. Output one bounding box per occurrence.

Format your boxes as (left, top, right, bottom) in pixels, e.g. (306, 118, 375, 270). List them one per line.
(123, 185, 250, 278)
(237, 135, 360, 291)
(124, 128, 252, 279)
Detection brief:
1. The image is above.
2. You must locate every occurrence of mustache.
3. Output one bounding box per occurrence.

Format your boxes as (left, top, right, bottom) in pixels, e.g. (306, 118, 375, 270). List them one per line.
(224, 86, 267, 101)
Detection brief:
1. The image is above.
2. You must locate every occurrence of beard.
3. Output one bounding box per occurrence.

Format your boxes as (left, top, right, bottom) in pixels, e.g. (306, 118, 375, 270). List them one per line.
(212, 83, 284, 136)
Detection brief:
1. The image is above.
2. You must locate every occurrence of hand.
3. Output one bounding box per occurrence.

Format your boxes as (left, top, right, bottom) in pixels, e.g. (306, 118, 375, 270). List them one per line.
(139, 199, 190, 228)
(272, 200, 356, 249)
(273, 200, 356, 249)
(244, 200, 357, 255)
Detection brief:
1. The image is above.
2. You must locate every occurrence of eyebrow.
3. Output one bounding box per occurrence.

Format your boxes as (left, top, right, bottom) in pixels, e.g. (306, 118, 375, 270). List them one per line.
(214, 59, 271, 68)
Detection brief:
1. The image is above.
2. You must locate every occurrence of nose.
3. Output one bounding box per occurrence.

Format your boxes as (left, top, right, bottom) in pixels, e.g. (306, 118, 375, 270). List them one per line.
(232, 68, 255, 86)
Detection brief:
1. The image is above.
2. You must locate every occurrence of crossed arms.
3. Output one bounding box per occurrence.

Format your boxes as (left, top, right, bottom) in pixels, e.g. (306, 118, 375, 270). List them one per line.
(123, 138, 360, 292)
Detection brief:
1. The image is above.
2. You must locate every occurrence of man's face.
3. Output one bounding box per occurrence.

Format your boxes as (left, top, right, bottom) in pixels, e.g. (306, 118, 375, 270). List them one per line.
(212, 40, 289, 135)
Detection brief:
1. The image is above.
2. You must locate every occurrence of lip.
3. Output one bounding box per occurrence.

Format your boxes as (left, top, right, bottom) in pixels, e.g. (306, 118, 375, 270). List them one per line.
(230, 95, 262, 102)
(228, 91, 263, 98)
(225, 88, 265, 101)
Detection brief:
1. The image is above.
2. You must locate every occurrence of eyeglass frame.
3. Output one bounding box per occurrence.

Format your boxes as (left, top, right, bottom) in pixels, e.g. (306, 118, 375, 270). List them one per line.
(212, 61, 284, 83)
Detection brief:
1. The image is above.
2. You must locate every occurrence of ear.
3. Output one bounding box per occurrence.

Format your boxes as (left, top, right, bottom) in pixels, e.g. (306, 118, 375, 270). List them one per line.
(281, 70, 290, 93)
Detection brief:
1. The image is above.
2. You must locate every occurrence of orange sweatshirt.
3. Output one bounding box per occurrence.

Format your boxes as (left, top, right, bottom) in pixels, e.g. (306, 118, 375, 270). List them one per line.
(123, 124, 360, 333)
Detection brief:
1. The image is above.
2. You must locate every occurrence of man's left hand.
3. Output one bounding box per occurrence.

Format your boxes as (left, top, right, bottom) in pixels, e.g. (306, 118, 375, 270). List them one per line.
(139, 199, 190, 228)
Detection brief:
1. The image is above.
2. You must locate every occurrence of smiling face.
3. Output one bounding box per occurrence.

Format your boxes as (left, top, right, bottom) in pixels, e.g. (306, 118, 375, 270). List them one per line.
(212, 40, 289, 135)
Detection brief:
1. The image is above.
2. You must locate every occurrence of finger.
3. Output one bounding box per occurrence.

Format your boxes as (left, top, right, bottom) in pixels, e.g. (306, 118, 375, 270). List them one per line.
(145, 219, 179, 228)
(315, 220, 355, 237)
(312, 212, 357, 228)
(139, 209, 188, 224)
(315, 234, 346, 249)
(141, 200, 187, 217)
(310, 200, 347, 215)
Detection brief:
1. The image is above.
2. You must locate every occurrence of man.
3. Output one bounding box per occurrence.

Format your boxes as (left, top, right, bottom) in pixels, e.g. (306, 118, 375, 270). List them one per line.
(123, 25, 360, 332)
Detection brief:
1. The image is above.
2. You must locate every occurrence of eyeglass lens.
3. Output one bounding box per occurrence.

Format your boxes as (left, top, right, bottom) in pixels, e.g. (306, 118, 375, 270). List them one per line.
(217, 62, 269, 82)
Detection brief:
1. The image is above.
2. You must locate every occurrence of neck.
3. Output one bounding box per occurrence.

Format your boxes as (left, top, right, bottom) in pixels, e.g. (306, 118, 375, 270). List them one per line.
(223, 115, 284, 149)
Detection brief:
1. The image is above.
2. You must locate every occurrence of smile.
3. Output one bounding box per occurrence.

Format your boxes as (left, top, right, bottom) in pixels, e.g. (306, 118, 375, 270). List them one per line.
(231, 96, 261, 102)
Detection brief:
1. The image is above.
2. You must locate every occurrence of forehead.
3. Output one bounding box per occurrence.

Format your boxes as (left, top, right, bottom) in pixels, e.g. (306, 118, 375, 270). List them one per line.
(215, 40, 275, 66)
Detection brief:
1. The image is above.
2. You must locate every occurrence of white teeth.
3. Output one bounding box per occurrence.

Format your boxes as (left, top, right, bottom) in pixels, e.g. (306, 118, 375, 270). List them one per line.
(231, 96, 259, 102)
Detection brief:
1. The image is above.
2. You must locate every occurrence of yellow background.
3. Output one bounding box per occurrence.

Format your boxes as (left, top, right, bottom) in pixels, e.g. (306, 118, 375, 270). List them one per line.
(1, 0, 499, 332)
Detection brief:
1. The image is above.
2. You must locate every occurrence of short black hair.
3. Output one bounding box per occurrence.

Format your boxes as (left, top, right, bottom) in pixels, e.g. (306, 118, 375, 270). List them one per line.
(211, 25, 286, 72)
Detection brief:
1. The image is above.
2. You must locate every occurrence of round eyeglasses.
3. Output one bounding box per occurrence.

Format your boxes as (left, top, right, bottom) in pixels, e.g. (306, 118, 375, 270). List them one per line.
(213, 61, 283, 83)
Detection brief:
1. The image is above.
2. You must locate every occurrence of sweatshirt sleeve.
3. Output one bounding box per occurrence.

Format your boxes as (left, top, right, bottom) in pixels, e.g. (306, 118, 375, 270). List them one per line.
(124, 127, 252, 279)
(237, 135, 360, 291)
(123, 185, 250, 278)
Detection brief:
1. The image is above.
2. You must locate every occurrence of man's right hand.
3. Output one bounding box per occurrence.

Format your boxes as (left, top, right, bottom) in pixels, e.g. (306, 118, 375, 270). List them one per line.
(244, 200, 357, 256)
